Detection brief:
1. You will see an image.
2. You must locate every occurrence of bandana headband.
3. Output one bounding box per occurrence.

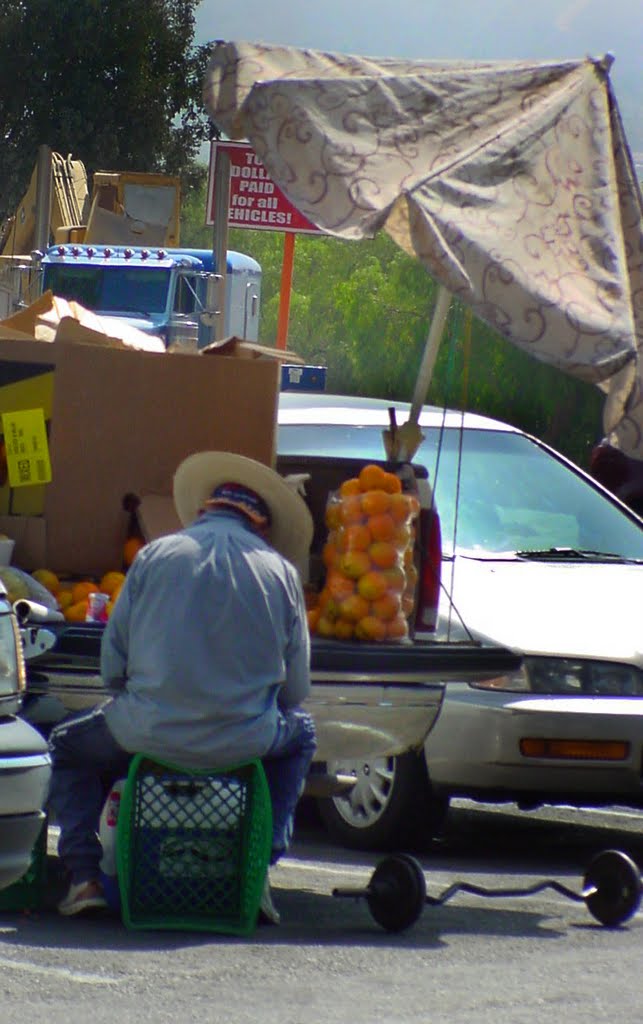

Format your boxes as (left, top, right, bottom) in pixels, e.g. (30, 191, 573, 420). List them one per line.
(203, 481, 272, 527)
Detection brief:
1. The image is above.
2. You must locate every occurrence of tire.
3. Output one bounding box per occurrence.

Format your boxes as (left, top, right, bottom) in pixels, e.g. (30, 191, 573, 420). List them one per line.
(317, 751, 446, 852)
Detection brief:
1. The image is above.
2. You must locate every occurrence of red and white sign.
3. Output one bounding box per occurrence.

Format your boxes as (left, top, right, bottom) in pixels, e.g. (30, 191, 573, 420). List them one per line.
(206, 140, 322, 234)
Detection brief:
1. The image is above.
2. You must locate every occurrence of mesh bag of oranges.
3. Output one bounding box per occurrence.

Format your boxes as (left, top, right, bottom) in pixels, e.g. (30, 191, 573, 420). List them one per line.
(308, 463, 420, 643)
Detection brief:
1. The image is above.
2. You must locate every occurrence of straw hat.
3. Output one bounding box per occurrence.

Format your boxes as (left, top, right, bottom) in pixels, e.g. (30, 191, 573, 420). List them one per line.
(173, 451, 313, 567)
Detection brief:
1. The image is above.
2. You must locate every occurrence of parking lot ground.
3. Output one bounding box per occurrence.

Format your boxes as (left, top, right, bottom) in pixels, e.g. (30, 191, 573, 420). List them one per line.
(1, 804, 642, 1024)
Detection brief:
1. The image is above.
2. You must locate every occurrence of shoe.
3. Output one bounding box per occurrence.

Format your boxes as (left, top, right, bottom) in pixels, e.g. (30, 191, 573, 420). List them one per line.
(58, 879, 108, 917)
(258, 876, 281, 926)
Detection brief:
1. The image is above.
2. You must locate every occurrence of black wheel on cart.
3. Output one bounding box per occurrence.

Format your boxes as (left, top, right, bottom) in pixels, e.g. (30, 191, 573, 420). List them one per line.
(317, 751, 449, 851)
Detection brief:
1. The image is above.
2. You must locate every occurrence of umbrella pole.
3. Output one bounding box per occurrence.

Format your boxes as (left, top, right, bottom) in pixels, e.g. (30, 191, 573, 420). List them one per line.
(409, 285, 451, 423)
(396, 285, 451, 460)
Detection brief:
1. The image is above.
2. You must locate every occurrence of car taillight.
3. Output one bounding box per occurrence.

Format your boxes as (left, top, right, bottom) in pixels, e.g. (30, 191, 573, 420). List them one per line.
(414, 506, 442, 631)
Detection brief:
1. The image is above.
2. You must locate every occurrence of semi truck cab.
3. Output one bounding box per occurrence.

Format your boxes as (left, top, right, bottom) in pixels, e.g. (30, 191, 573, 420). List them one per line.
(40, 244, 262, 347)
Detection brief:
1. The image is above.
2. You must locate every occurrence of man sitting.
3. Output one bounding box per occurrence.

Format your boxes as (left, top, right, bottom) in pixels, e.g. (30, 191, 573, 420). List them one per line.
(48, 451, 317, 922)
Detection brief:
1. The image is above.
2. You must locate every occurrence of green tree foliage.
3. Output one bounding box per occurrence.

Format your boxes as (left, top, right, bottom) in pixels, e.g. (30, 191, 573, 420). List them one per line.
(182, 176, 603, 466)
(0, 0, 212, 221)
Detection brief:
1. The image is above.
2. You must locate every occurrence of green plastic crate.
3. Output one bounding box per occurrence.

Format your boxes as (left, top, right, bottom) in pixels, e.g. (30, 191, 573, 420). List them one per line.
(0, 817, 47, 913)
(116, 755, 272, 936)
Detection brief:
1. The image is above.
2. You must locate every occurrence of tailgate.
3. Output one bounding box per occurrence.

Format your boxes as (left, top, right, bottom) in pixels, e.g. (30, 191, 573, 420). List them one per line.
(309, 638, 522, 758)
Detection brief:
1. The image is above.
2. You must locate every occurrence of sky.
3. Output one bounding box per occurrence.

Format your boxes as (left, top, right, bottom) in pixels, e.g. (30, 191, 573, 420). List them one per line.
(194, 0, 642, 164)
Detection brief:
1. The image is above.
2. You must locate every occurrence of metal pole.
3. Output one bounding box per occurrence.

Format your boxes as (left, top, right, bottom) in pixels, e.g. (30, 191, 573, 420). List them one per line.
(210, 146, 231, 342)
(408, 284, 452, 425)
(393, 284, 452, 462)
(276, 233, 296, 350)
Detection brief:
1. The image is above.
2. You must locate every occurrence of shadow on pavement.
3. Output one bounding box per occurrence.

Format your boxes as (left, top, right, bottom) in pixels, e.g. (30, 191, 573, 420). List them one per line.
(0, 881, 566, 954)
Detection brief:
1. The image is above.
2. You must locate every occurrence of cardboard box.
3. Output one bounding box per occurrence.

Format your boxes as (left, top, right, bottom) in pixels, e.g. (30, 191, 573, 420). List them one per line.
(0, 331, 280, 576)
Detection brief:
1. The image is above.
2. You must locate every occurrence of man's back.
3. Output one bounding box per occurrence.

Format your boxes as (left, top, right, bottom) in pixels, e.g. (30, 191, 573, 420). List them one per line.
(101, 511, 310, 768)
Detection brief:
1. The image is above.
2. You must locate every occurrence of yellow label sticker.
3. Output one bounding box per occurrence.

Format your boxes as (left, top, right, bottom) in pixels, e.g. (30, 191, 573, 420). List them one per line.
(1, 408, 52, 488)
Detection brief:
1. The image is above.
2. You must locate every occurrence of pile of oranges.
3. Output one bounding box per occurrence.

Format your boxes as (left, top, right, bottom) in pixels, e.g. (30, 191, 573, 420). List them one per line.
(30, 535, 146, 622)
(32, 568, 127, 622)
(308, 463, 419, 642)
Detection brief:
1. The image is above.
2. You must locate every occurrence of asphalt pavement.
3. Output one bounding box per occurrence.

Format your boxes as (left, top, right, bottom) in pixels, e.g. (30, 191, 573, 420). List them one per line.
(0, 801, 641, 1024)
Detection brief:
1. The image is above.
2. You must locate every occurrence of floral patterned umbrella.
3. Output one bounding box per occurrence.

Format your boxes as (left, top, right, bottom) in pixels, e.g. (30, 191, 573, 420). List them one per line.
(203, 40, 643, 460)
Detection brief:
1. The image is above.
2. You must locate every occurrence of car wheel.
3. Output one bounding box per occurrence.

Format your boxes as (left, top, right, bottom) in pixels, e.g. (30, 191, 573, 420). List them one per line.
(317, 751, 447, 851)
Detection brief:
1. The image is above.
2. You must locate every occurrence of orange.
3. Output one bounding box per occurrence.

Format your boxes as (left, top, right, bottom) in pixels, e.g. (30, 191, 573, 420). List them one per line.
(338, 592, 370, 623)
(326, 571, 356, 602)
(333, 618, 355, 640)
(369, 540, 399, 570)
(123, 536, 145, 568)
(343, 523, 372, 551)
(386, 614, 410, 640)
(325, 502, 342, 531)
(99, 570, 126, 597)
(307, 608, 321, 633)
(57, 590, 74, 611)
(32, 569, 60, 595)
(339, 494, 365, 526)
(318, 590, 341, 622)
(339, 477, 361, 498)
(393, 523, 412, 549)
(382, 471, 402, 495)
(339, 550, 371, 580)
(316, 616, 336, 638)
(322, 541, 339, 568)
(358, 464, 388, 493)
(355, 615, 387, 642)
(383, 564, 406, 593)
(368, 512, 396, 543)
(71, 580, 95, 604)
(371, 591, 402, 621)
(64, 599, 89, 622)
(333, 528, 348, 554)
(357, 570, 389, 601)
(390, 492, 412, 523)
(361, 489, 391, 517)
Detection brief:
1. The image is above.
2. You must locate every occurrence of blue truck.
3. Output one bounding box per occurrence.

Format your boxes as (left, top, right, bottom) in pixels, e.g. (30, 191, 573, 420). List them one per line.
(40, 244, 262, 348)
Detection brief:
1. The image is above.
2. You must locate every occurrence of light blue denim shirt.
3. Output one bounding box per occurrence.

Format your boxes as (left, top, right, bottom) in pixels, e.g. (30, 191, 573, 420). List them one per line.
(102, 510, 311, 769)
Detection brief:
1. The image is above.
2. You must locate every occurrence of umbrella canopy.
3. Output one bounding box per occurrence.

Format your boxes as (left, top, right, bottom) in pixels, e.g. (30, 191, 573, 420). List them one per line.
(203, 40, 643, 459)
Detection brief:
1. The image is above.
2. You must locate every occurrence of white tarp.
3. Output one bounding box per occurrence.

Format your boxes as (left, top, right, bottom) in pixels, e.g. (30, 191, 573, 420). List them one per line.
(203, 40, 643, 459)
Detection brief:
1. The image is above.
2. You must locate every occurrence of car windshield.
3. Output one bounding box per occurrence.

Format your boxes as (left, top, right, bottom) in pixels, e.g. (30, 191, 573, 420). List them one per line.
(277, 421, 643, 560)
(43, 265, 171, 315)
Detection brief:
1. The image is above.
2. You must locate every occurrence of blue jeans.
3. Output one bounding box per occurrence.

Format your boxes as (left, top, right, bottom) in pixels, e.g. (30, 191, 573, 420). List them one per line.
(47, 704, 317, 884)
(263, 707, 317, 864)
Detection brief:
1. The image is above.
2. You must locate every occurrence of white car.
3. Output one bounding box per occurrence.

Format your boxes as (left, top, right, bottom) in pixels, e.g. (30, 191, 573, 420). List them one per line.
(277, 392, 643, 850)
